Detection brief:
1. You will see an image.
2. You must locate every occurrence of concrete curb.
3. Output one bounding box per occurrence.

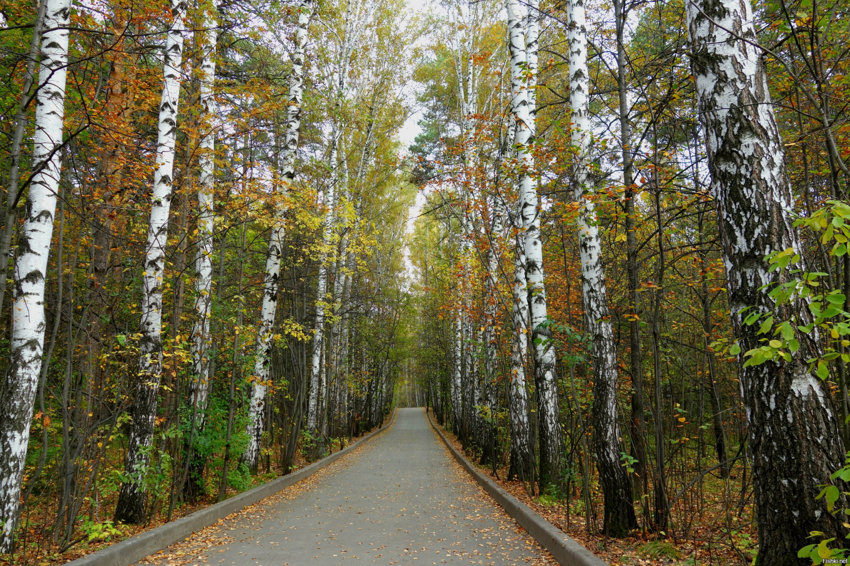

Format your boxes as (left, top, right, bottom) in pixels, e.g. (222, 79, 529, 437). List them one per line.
(65, 411, 396, 566)
(427, 412, 607, 566)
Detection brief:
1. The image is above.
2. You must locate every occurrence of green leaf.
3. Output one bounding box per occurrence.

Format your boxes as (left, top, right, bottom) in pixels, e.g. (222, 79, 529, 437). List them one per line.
(826, 292, 846, 305)
(769, 339, 783, 349)
(824, 224, 835, 244)
(799, 544, 816, 558)
(818, 360, 830, 380)
(729, 343, 741, 356)
(744, 349, 763, 367)
(832, 467, 850, 482)
(116, 334, 127, 347)
(833, 201, 850, 219)
(825, 485, 840, 511)
(818, 538, 836, 559)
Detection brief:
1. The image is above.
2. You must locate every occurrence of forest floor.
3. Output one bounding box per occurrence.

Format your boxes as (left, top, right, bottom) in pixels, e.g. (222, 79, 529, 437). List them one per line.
(0, 427, 377, 566)
(433, 419, 757, 566)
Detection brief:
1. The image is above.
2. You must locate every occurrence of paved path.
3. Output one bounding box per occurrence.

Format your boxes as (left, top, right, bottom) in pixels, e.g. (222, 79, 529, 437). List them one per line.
(140, 408, 552, 565)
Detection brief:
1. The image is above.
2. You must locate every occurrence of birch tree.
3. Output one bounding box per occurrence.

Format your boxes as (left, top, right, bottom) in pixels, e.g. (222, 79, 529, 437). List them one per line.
(185, 0, 218, 496)
(450, 0, 479, 442)
(687, 0, 847, 562)
(506, 0, 561, 488)
(0, 0, 72, 550)
(0, 0, 46, 319)
(243, 0, 312, 470)
(114, 0, 188, 523)
(567, 0, 637, 536)
(501, 0, 533, 485)
(306, 0, 376, 438)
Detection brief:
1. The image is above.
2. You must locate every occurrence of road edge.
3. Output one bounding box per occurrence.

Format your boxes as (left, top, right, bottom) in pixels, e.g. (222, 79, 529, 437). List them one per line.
(65, 410, 397, 566)
(427, 410, 608, 566)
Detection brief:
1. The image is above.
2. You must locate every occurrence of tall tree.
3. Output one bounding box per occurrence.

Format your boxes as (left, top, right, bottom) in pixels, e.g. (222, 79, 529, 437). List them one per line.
(306, 0, 375, 439)
(612, 0, 649, 497)
(506, 0, 561, 488)
(503, 0, 535, 485)
(567, 0, 637, 537)
(0, 0, 46, 318)
(687, 0, 847, 562)
(185, 0, 219, 497)
(114, 0, 188, 523)
(0, 0, 72, 550)
(243, 0, 312, 470)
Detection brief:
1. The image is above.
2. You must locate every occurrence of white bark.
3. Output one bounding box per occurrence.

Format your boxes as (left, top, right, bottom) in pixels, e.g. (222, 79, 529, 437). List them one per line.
(307, 0, 371, 435)
(508, 218, 533, 481)
(243, 0, 311, 469)
(189, 0, 218, 442)
(525, 0, 539, 134)
(481, 199, 499, 458)
(115, 0, 187, 523)
(307, 134, 343, 434)
(0, 0, 71, 549)
(506, 0, 561, 486)
(504, 0, 534, 482)
(329, 120, 372, 436)
(446, 312, 459, 423)
(568, 0, 635, 534)
(0, 0, 46, 318)
(687, 0, 847, 560)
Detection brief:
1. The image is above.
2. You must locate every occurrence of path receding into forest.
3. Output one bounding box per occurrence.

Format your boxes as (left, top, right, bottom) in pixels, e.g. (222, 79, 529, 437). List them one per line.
(138, 408, 553, 565)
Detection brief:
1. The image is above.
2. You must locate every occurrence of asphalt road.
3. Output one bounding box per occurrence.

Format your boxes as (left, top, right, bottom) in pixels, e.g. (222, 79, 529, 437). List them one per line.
(139, 408, 552, 565)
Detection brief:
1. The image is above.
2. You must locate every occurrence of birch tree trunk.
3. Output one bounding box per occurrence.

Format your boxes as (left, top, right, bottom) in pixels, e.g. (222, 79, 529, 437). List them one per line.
(459, 40, 477, 444)
(243, 0, 311, 470)
(306, 132, 343, 437)
(328, 119, 371, 438)
(480, 193, 501, 467)
(114, 0, 187, 524)
(307, 0, 372, 438)
(450, 313, 463, 432)
(504, 0, 534, 484)
(507, 0, 561, 488)
(507, 223, 534, 483)
(568, 0, 636, 535)
(0, 0, 71, 550)
(0, 0, 46, 319)
(687, 1, 847, 562)
(184, 0, 218, 498)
